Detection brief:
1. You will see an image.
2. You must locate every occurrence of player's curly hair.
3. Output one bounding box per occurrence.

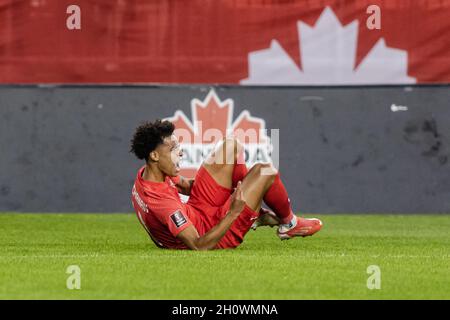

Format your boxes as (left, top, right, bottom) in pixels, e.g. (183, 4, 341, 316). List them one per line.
(130, 119, 175, 162)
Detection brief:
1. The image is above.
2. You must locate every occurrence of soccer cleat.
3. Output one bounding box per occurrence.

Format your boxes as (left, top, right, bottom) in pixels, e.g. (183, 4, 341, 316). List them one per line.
(250, 219, 260, 231)
(277, 216, 323, 240)
(251, 208, 279, 230)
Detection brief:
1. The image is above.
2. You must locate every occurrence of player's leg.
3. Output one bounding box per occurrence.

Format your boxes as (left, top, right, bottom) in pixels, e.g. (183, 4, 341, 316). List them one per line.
(223, 162, 321, 244)
(202, 137, 246, 190)
(187, 137, 246, 210)
(251, 208, 280, 230)
(203, 137, 294, 218)
(231, 145, 248, 189)
(202, 137, 322, 239)
(240, 163, 322, 239)
(238, 163, 278, 213)
(202, 138, 275, 217)
(239, 157, 322, 235)
(215, 163, 278, 249)
(202, 138, 295, 223)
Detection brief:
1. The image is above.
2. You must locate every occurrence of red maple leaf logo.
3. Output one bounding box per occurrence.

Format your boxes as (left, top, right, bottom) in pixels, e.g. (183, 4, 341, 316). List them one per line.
(166, 90, 270, 178)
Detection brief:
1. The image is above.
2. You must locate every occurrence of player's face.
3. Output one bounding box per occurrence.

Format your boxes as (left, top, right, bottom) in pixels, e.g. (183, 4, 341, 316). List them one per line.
(157, 135, 183, 177)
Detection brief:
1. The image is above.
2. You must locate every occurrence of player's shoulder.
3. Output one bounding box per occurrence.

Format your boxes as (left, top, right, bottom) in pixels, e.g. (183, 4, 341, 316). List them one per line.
(142, 184, 179, 203)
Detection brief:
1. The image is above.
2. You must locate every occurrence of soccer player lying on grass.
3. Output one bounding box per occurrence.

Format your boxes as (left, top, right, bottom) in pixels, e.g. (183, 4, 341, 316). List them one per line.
(130, 120, 322, 250)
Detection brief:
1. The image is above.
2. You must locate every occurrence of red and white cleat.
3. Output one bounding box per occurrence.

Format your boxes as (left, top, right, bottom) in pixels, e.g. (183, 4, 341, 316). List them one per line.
(277, 216, 323, 240)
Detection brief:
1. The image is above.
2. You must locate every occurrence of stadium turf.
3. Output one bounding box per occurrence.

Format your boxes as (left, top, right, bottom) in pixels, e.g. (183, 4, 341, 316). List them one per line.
(0, 213, 449, 300)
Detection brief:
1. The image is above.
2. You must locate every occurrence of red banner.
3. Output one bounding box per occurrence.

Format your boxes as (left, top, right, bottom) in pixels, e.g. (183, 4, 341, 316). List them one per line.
(1, 0, 450, 84)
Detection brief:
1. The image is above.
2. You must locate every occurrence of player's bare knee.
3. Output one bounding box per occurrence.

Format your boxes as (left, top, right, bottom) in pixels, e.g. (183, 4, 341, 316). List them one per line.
(261, 163, 278, 177)
(222, 137, 242, 150)
(251, 163, 277, 181)
(222, 137, 243, 165)
(258, 164, 277, 189)
(250, 163, 261, 172)
(206, 138, 230, 166)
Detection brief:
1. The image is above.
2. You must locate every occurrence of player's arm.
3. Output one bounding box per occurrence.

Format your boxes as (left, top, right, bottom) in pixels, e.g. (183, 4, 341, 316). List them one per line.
(177, 182, 246, 250)
(175, 176, 194, 196)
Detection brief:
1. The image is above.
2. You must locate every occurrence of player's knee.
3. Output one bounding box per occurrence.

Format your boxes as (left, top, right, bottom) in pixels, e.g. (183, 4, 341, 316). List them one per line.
(222, 137, 243, 164)
(222, 137, 243, 151)
(207, 137, 242, 166)
(251, 163, 278, 179)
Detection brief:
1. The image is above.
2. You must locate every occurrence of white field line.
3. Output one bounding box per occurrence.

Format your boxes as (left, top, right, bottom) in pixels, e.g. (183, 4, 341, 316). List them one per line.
(1, 253, 449, 259)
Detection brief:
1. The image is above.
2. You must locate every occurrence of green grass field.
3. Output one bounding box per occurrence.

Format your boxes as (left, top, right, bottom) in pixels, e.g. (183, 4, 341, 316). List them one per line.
(0, 213, 449, 299)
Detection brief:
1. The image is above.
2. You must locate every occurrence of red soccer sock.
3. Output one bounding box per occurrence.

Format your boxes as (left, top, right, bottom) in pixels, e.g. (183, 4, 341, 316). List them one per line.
(263, 173, 295, 224)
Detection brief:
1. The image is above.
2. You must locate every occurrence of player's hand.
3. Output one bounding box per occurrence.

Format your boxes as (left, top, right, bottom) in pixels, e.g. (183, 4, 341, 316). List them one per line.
(230, 181, 246, 216)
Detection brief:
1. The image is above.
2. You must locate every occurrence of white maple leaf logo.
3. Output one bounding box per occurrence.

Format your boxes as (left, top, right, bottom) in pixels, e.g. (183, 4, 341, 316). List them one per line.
(240, 6, 416, 85)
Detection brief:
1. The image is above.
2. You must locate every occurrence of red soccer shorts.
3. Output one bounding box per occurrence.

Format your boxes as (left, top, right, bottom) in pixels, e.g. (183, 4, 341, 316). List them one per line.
(187, 166, 260, 249)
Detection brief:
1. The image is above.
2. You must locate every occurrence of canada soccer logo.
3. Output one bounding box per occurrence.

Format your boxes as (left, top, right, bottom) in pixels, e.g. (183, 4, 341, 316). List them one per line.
(165, 90, 273, 178)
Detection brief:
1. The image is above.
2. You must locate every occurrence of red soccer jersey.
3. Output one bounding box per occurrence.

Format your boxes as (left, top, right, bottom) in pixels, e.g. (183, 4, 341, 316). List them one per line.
(131, 166, 200, 249)
(132, 165, 259, 250)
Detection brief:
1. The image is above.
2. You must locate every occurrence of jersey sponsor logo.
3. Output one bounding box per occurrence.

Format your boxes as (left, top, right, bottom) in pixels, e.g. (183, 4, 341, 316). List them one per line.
(164, 89, 273, 178)
(170, 210, 187, 228)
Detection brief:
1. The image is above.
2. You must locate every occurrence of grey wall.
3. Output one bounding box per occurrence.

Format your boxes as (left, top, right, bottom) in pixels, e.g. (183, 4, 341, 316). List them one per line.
(0, 85, 449, 213)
